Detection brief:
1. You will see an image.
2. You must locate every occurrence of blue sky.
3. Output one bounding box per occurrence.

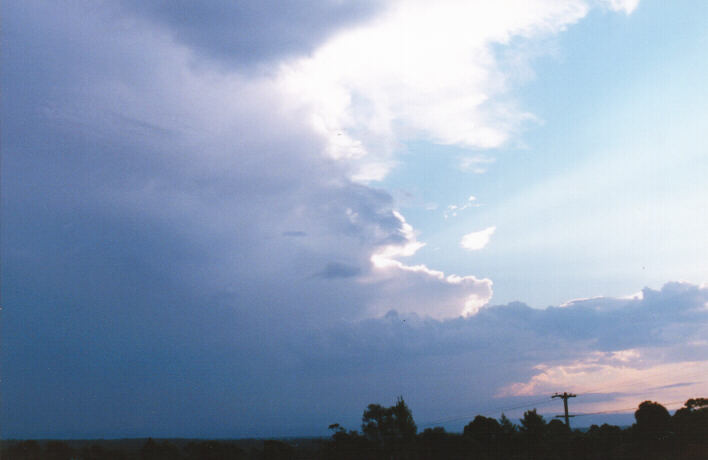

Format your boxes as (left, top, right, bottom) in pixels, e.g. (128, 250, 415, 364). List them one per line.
(2, 0, 707, 438)
(381, 0, 708, 307)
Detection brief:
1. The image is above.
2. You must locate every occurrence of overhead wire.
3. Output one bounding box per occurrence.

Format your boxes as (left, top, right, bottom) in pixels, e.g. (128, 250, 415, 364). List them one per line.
(574, 400, 687, 418)
(418, 395, 555, 428)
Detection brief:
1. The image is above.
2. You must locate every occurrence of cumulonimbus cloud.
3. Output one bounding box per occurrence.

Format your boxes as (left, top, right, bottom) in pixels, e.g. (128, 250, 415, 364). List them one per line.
(2, 0, 654, 439)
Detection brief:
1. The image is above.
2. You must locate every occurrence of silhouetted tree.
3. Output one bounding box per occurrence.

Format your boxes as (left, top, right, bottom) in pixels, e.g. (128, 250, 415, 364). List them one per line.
(585, 423, 624, 459)
(419, 428, 446, 455)
(519, 409, 546, 459)
(464, 415, 501, 445)
(685, 397, 708, 410)
(326, 423, 368, 460)
(362, 396, 417, 444)
(391, 396, 417, 441)
(546, 418, 569, 436)
(362, 403, 388, 444)
(361, 396, 417, 459)
(419, 426, 447, 441)
(673, 397, 708, 445)
(498, 412, 516, 437)
(543, 419, 571, 459)
(634, 400, 671, 440)
(496, 412, 519, 458)
(464, 415, 502, 458)
(519, 409, 546, 440)
(587, 423, 622, 440)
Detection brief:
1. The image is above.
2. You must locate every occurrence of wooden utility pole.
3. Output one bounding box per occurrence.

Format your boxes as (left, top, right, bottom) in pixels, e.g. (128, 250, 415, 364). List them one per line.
(552, 392, 576, 427)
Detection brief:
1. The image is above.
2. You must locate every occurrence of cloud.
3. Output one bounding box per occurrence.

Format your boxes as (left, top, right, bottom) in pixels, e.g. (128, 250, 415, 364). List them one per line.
(318, 262, 362, 279)
(602, 0, 640, 14)
(6, 0, 491, 324)
(461, 226, 497, 250)
(369, 212, 493, 317)
(444, 195, 480, 219)
(121, 0, 384, 68)
(292, 282, 708, 424)
(277, 0, 593, 180)
(498, 355, 708, 414)
(459, 154, 496, 174)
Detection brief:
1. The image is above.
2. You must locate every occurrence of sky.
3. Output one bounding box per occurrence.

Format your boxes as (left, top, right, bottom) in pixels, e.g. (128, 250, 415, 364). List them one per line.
(1, 0, 707, 438)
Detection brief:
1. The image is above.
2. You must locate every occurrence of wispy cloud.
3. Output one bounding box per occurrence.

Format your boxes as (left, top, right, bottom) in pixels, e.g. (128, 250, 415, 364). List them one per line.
(459, 154, 496, 174)
(444, 195, 481, 219)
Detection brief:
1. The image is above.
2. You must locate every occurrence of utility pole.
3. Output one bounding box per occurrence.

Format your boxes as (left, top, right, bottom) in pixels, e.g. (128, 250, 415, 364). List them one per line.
(552, 392, 576, 428)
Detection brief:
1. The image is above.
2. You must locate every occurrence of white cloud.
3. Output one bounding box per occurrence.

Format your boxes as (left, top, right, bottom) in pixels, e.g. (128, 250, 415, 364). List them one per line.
(371, 211, 427, 269)
(601, 0, 640, 14)
(370, 211, 493, 318)
(278, 0, 596, 181)
(460, 226, 496, 250)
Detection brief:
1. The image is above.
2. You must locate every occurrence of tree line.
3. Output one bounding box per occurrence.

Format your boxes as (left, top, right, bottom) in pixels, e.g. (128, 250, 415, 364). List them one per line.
(3, 397, 706, 459)
(324, 396, 707, 459)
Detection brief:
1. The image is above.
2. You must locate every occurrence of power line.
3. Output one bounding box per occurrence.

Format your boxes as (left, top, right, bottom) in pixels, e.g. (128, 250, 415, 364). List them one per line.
(418, 396, 555, 428)
(574, 399, 687, 418)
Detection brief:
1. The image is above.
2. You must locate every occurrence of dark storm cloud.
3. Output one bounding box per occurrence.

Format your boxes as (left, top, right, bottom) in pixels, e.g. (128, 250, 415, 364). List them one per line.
(318, 262, 362, 279)
(1, 0, 394, 438)
(1, 1, 481, 437)
(122, 0, 383, 67)
(294, 283, 708, 374)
